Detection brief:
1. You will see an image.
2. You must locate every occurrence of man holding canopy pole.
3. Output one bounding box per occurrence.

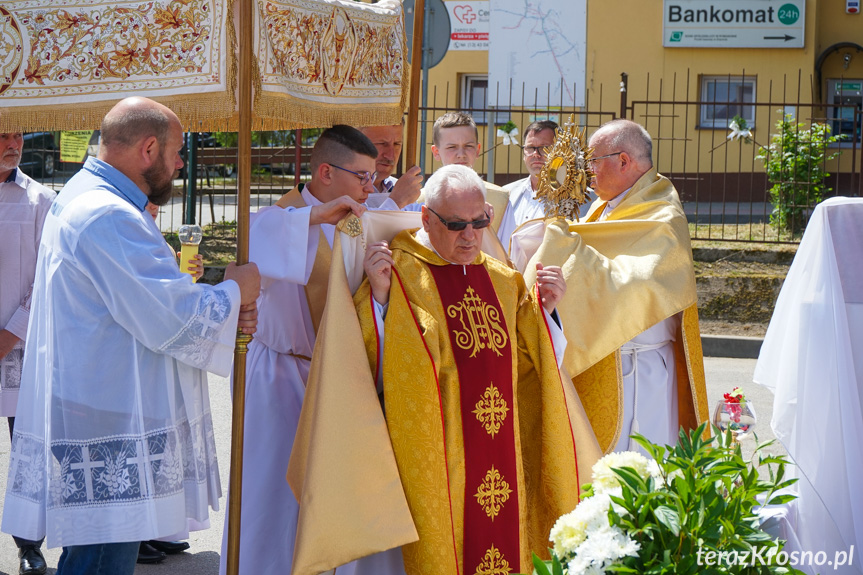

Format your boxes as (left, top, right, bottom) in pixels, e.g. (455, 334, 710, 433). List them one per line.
(1, 97, 260, 575)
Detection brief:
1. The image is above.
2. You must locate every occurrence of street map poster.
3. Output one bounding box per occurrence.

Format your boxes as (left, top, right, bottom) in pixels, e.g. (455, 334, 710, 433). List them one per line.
(663, 0, 805, 48)
(488, 0, 586, 107)
(445, 1, 489, 51)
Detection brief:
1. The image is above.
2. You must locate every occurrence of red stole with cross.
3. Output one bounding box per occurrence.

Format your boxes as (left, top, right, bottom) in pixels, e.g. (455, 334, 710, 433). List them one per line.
(428, 263, 520, 575)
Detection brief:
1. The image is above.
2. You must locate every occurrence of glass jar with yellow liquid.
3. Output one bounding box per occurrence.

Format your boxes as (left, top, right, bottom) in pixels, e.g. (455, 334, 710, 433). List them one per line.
(178, 224, 203, 282)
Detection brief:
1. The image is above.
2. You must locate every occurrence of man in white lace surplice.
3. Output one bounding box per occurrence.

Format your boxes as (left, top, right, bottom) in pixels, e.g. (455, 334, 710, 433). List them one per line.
(1, 98, 260, 575)
(0, 132, 56, 575)
(218, 125, 372, 575)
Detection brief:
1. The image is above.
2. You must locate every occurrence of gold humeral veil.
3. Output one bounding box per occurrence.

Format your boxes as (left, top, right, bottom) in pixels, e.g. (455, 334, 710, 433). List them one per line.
(515, 169, 709, 453)
(288, 214, 600, 575)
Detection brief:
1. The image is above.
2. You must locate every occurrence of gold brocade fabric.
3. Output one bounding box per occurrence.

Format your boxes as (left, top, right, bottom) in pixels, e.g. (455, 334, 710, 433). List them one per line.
(350, 230, 599, 575)
(522, 171, 709, 453)
(0, 0, 234, 130)
(288, 228, 417, 575)
(0, 0, 406, 131)
(485, 182, 510, 235)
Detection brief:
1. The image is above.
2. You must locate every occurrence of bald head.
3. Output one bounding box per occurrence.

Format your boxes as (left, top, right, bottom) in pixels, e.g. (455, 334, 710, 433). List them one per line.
(588, 119, 654, 201)
(97, 97, 184, 205)
(100, 97, 180, 153)
(590, 120, 652, 167)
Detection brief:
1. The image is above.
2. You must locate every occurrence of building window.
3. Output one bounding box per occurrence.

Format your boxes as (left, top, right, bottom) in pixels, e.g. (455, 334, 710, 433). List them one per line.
(460, 75, 510, 125)
(827, 79, 862, 144)
(699, 75, 756, 129)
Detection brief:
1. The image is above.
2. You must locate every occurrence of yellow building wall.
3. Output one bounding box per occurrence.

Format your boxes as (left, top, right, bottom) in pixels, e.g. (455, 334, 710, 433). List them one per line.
(420, 0, 863, 180)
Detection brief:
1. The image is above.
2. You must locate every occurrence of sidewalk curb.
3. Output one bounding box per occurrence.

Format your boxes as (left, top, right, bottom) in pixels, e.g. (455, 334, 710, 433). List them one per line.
(701, 334, 763, 359)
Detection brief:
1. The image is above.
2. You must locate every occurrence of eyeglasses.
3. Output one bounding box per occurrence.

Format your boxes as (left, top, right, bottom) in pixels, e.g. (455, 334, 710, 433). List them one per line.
(587, 151, 623, 165)
(329, 163, 377, 186)
(522, 145, 548, 157)
(426, 206, 491, 232)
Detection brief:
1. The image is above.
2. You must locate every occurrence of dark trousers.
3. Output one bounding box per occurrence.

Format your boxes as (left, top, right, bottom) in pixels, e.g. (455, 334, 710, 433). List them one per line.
(7, 417, 44, 549)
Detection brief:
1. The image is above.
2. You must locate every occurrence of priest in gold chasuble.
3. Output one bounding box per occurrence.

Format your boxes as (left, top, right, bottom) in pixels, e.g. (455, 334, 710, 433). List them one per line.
(511, 119, 709, 454)
(354, 165, 601, 575)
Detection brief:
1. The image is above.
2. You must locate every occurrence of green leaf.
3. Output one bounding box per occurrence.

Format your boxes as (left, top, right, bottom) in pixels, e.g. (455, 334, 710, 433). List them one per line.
(530, 553, 553, 575)
(552, 554, 564, 575)
(653, 505, 681, 536)
(767, 493, 798, 505)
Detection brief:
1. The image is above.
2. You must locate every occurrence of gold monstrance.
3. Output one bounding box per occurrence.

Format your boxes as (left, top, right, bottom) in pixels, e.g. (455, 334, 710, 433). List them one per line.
(536, 115, 594, 221)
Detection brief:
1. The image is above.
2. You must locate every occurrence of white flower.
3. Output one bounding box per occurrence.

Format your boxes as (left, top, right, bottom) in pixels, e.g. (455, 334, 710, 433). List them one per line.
(591, 451, 658, 494)
(550, 507, 589, 555)
(561, 520, 639, 575)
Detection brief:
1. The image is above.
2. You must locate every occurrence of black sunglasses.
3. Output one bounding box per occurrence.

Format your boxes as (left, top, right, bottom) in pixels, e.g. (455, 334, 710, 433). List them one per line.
(426, 206, 491, 232)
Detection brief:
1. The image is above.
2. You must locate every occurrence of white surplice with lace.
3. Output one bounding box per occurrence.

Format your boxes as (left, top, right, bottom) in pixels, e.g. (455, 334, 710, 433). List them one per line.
(2, 158, 241, 548)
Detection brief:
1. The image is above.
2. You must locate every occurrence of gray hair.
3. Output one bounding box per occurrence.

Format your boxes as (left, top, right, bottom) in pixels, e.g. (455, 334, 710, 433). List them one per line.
(423, 164, 486, 208)
(592, 119, 653, 167)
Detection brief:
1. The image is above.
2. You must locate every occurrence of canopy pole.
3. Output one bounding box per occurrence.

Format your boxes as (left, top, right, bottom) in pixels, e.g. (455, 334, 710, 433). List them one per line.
(404, 0, 426, 166)
(226, 0, 253, 570)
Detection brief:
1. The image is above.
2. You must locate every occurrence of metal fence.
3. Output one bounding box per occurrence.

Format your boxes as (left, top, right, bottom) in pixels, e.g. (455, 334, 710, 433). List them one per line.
(22, 71, 862, 244)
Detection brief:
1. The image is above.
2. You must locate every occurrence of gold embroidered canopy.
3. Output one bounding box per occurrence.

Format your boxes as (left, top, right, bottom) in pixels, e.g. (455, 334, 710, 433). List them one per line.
(0, 0, 407, 131)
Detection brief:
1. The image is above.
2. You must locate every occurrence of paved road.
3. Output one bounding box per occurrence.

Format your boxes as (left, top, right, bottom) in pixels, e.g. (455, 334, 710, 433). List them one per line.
(0, 357, 781, 574)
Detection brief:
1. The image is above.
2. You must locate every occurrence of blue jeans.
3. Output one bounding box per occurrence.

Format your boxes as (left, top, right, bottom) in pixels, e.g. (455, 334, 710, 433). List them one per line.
(56, 542, 139, 575)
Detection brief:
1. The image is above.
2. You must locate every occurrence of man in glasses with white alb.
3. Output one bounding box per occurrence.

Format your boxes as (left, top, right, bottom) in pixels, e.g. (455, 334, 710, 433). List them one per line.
(498, 120, 594, 252)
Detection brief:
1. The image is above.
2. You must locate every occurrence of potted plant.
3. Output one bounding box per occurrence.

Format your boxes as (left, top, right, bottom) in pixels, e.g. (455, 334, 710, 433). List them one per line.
(528, 424, 802, 575)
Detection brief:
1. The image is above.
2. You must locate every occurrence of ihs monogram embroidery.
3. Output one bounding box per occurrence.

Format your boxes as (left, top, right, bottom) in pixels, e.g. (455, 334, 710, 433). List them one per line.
(446, 287, 508, 358)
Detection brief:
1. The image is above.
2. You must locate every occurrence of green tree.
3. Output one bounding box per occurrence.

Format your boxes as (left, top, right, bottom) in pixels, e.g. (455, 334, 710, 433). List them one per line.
(756, 113, 844, 232)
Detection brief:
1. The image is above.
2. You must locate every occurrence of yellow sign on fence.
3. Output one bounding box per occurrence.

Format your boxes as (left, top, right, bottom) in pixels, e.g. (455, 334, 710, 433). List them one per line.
(60, 131, 94, 163)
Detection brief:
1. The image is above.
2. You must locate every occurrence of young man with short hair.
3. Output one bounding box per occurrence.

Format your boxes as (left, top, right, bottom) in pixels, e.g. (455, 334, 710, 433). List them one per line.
(429, 112, 509, 235)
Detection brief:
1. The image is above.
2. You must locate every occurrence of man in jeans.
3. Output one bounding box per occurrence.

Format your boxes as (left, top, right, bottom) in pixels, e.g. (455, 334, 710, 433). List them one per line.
(1, 98, 260, 575)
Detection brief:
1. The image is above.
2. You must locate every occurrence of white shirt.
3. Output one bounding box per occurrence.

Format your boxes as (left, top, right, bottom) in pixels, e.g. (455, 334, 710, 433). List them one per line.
(497, 177, 546, 251)
(2, 158, 242, 547)
(0, 168, 55, 416)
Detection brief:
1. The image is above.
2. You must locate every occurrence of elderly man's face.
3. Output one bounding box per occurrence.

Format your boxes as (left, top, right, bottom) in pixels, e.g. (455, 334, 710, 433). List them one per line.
(587, 131, 627, 201)
(360, 125, 403, 184)
(0, 133, 24, 174)
(422, 186, 487, 265)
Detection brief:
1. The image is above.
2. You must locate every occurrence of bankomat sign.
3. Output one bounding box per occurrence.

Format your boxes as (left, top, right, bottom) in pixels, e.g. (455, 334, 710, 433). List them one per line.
(663, 0, 805, 48)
